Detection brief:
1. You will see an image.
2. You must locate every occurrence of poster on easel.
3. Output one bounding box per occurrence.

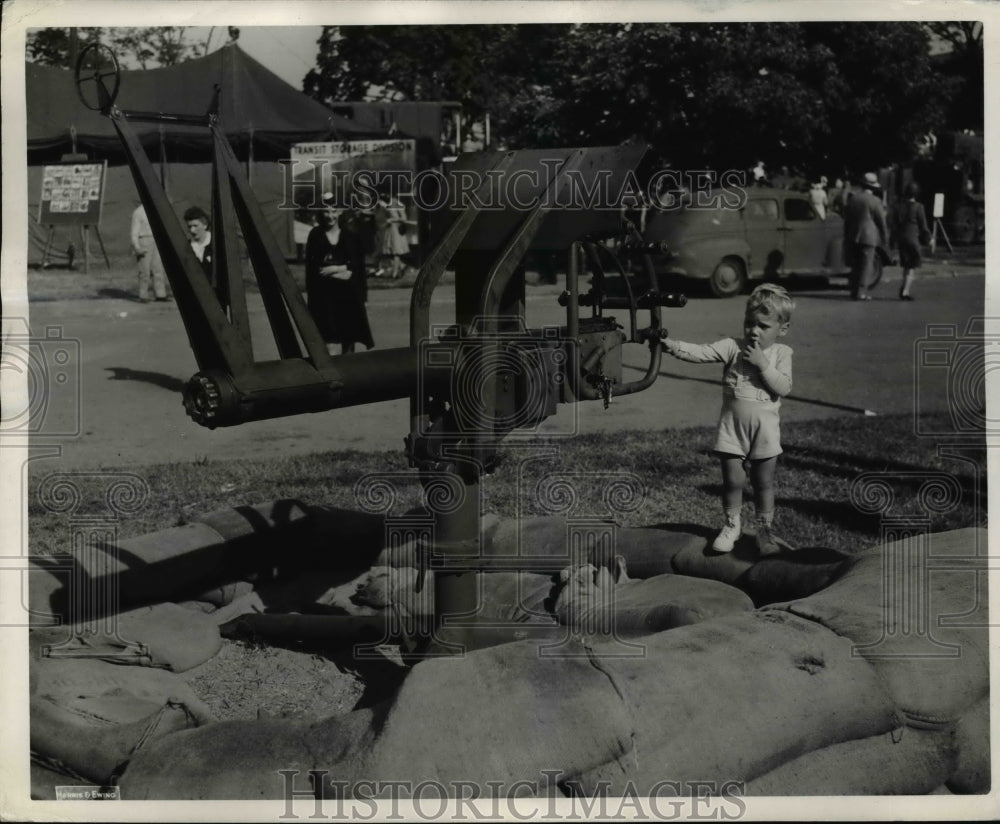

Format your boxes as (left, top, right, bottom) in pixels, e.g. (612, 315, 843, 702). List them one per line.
(38, 161, 107, 226)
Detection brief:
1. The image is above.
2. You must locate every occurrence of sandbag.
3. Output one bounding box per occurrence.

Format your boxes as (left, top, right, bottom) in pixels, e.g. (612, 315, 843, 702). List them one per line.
(352, 567, 556, 623)
(329, 636, 635, 796)
(487, 516, 702, 578)
(736, 547, 852, 606)
(189, 579, 256, 608)
(29, 602, 222, 672)
(576, 573, 755, 636)
(41, 501, 320, 623)
(764, 528, 988, 726)
(553, 562, 752, 636)
(194, 499, 312, 542)
(30, 655, 214, 723)
(119, 707, 378, 800)
(551, 563, 619, 627)
(947, 697, 990, 794)
(744, 726, 957, 795)
(30, 761, 102, 800)
(669, 536, 757, 585)
(31, 692, 204, 784)
(562, 610, 901, 796)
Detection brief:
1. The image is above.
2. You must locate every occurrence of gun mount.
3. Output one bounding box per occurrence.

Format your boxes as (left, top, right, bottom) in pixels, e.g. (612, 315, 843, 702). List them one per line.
(77, 44, 687, 654)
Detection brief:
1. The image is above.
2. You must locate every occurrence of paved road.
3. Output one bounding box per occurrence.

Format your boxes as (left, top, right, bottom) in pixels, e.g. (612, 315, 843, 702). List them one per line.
(16, 264, 987, 470)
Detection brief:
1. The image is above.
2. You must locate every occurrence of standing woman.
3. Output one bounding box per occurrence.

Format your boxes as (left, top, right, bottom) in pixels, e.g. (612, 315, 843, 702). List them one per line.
(375, 190, 411, 279)
(895, 182, 930, 301)
(305, 205, 374, 354)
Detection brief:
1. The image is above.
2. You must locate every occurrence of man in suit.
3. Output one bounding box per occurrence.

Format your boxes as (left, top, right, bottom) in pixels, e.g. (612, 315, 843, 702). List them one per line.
(842, 172, 889, 301)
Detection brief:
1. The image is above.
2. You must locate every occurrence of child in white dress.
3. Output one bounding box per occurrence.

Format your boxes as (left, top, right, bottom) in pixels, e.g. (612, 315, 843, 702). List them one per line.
(661, 284, 794, 554)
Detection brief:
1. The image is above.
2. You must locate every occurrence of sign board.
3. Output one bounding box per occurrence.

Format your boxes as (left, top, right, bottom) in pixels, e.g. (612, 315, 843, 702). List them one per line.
(38, 161, 107, 226)
(932, 192, 945, 219)
(287, 140, 417, 210)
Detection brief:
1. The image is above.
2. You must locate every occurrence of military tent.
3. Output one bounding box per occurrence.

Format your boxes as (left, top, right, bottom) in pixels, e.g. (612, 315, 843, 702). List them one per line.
(26, 44, 388, 264)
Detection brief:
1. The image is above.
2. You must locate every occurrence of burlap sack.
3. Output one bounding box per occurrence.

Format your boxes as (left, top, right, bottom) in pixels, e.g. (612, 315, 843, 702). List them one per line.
(745, 726, 957, 795)
(30, 760, 102, 800)
(190, 579, 256, 608)
(562, 611, 901, 796)
(333, 636, 634, 795)
(947, 697, 990, 794)
(29, 602, 222, 672)
(486, 517, 701, 577)
(30, 655, 214, 723)
(31, 693, 204, 784)
(764, 528, 988, 726)
(737, 547, 852, 605)
(118, 708, 377, 800)
(581, 574, 754, 636)
(352, 568, 556, 623)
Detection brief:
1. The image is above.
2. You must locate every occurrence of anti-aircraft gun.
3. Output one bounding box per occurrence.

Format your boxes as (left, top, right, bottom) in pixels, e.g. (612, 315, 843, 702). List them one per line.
(75, 44, 686, 654)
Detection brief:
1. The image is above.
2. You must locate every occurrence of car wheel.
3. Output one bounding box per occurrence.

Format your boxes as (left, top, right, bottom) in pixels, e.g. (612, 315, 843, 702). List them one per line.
(709, 258, 747, 298)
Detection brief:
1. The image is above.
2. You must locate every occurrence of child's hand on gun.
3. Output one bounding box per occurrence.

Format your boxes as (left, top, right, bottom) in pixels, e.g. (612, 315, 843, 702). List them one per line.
(742, 340, 769, 370)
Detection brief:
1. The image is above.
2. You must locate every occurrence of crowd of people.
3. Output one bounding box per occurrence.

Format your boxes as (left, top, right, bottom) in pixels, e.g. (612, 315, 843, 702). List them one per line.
(751, 162, 931, 300)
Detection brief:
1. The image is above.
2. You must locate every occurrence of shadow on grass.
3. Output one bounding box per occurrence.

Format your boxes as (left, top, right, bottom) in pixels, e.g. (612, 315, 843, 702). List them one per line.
(98, 287, 143, 301)
(105, 366, 187, 394)
(781, 443, 986, 504)
(776, 496, 881, 534)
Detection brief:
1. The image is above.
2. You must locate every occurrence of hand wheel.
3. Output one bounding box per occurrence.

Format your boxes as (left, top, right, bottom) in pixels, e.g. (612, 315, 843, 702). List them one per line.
(74, 43, 120, 112)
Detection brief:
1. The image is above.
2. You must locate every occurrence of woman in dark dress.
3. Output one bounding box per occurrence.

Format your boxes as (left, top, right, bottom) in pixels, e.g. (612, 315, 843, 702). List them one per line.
(895, 182, 930, 301)
(305, 207, 374, 354)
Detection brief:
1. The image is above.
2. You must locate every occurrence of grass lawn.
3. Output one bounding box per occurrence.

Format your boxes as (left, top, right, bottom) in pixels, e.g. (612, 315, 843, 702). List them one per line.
(28, 412, 984, 557)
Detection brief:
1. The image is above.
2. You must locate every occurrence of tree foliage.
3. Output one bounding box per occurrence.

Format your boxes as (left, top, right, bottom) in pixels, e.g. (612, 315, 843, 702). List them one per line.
(923, 21, 984, 131)
(306, 22, 964, 176)
(25, 27, 204, 70)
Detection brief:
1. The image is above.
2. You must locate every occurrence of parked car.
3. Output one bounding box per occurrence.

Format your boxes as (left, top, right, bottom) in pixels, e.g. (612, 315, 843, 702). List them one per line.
(643, 187, 854, 297)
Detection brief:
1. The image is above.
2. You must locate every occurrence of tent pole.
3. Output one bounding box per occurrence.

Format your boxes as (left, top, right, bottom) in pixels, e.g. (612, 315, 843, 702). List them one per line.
(247, 128, 254, 187)
(159, 124, 168, 195)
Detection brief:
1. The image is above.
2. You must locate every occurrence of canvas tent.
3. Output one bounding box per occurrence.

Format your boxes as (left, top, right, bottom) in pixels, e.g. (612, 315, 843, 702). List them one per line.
(26, 44, 389, 264)
(27, 43, 379, 163)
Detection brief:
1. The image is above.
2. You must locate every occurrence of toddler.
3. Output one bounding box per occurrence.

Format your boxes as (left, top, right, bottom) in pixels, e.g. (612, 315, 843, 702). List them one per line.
(661, 284, 794, 553)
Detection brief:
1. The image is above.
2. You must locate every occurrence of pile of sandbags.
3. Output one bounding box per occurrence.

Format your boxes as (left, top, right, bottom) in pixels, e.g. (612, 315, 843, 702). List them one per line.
(756, 527, 989, 794)
(29, 499, 988, 801)
(115, 609, 903, 800)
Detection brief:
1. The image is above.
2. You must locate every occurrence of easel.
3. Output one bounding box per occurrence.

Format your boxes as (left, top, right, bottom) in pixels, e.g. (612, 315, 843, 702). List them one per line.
(929, 192, 954, 256)
(38, 151, 111, 273)
(39, 223, 111, 273)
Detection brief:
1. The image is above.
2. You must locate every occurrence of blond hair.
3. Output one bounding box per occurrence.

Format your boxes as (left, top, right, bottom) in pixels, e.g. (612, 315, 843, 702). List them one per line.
(746, 283, 795, 324)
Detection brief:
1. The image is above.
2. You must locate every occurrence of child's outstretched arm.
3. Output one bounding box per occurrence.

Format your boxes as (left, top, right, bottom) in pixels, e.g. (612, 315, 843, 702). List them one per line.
(661, 338, 737, 364)
(744, 344, 793, 396)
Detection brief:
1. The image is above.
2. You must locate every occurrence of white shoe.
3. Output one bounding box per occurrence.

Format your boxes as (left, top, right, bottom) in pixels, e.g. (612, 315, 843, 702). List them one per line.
(756, 520, 779, 555)
(713, 514, 741, 552)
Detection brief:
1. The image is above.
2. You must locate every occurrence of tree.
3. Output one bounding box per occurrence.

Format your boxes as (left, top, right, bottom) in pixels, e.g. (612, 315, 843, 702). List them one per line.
(25, 27, 204, 69)
(923, 21, 984, 132)
(303, 22, 956, 176)
(303, 24, 570, 118)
